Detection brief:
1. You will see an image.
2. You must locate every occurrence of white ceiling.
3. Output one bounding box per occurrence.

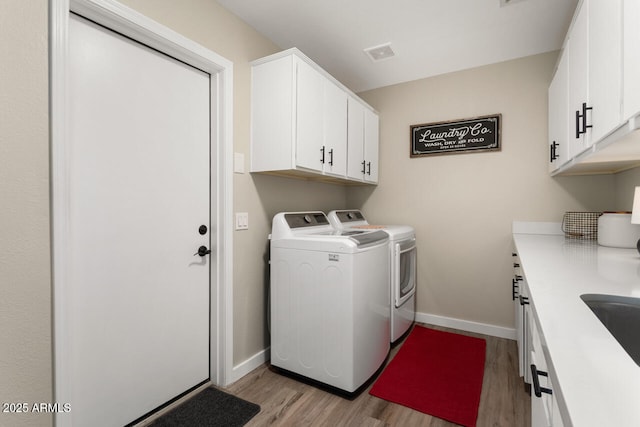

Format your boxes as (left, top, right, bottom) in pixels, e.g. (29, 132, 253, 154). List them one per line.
(216, 0, 579, 93)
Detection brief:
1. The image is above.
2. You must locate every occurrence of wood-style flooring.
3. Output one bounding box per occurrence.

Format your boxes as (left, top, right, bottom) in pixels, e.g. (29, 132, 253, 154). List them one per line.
(225, 323, 531, 426)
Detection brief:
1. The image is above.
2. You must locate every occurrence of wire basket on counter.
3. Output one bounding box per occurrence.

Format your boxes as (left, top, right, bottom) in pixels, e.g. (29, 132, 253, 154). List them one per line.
(561, 212, 602, 239)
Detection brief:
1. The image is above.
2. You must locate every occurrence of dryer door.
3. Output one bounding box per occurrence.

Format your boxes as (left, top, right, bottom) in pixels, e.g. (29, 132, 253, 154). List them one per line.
(394, 239, 417, 308)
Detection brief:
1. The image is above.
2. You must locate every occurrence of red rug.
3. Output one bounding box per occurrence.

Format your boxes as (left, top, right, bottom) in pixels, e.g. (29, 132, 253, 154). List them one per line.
(369, 326, 486, 427)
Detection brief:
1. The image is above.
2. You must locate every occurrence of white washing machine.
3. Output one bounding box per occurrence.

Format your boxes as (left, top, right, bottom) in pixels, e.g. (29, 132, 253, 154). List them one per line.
(269, 211, 391, 393)
(328, 210, 416, 344)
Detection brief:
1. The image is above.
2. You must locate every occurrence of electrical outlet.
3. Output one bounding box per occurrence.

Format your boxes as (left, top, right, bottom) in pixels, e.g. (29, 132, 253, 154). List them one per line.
(235, 212, 249, 230)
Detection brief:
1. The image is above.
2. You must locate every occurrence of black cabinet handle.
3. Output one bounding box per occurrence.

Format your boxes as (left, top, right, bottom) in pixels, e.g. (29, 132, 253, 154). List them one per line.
(513, 263, 520, 268)
(512, 278, 519, 301)
(575, 102, 593, 138)
(320, 146, 325, 164)
(329, 148, 334, 166)
(530, 364, 552, 397)
(361, 160, 366, 174)
(366, 161, 371, 175)
(519, 295, 529, 306)
(550, 141, 559, 162)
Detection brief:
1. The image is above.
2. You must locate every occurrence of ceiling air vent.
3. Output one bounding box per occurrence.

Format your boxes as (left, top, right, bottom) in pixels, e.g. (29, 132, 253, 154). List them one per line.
(364, 43, 395, 62)
(500, 0, 527, 6)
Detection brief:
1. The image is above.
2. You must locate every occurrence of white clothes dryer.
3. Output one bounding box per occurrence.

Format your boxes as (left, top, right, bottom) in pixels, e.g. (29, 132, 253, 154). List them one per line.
(269, 212, 390, 393)
(328, 210, 416, 343)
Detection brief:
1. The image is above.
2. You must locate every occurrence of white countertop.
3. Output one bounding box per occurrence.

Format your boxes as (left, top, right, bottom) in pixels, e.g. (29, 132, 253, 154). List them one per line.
(513, 231, 640, 426)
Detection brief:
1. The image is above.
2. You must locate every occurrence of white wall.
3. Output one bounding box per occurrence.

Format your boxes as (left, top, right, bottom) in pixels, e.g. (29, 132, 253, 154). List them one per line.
(349, 52, 617, 331)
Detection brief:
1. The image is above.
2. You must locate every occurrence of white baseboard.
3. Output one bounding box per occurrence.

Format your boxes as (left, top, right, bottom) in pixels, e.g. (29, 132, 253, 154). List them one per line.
(229, 313, 516, 384)
(229, 346, 270, 385)
(416, 312, 516, 340)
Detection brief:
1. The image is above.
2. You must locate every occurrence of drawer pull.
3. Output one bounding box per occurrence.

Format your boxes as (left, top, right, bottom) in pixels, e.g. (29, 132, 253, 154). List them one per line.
(530, 364, 553, 397)
(519, 295, 529, 306)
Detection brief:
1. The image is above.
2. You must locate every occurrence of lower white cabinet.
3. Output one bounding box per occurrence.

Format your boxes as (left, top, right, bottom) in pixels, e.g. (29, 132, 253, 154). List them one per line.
(513, 248, 565, 427)
(512, 252, 530, 383)
(529, 313, 564, 427)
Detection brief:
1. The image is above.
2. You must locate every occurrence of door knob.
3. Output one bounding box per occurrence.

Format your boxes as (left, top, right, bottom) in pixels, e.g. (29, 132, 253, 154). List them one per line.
(194, 245, 211, 257)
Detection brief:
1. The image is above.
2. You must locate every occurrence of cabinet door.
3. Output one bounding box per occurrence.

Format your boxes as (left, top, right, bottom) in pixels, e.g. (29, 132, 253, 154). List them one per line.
(588, 0, 622, 142)
(295, 59, 324, 172)
(567, 0, 589, 158)
(529, 313, 565, 427)
(323, 81, 347, 177)
(364, 109, 379, 183)
(521, 282, 532, 385)
(530, 319, 553, 427)
(347, 97, 365, 180)
(250, 55, 295, 172)
(513, 279, 526, 378)
(624, 0, 640, 120)
(548, 51, 569, 172)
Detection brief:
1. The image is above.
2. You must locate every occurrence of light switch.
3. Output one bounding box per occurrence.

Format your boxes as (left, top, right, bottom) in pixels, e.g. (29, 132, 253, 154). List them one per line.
(235, 212, 249, 230)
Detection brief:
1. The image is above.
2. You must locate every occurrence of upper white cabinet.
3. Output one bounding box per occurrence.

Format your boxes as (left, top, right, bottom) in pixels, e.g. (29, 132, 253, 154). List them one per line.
(588, 0, 622, 143)
(346, 96, 379, 183)
(624, 0, 640, 121)
(548, 50, 569, 172)
(295, 60, 348, 177)
(549, 0, 640, 175)
(566, 0, 589, 158)
(364, 109, 379, 183)
(566, 0, 622, 157)
(251, 48, 378, 184)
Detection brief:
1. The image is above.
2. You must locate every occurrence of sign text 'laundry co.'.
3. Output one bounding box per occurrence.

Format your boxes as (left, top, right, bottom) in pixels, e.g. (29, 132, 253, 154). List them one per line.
(410, 114, 501, 157)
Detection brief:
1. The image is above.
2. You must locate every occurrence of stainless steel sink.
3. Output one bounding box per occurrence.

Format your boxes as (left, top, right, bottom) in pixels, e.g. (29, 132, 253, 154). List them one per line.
(581, 294, 640, 366)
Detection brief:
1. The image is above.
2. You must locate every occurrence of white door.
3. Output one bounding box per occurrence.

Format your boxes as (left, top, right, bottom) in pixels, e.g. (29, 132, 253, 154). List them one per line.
(68, 14, 211, 426)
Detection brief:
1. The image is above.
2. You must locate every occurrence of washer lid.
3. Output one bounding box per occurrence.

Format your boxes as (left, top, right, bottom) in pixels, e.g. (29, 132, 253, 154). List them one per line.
(306, 229, 388, 247)
(347, 229, 388, 246)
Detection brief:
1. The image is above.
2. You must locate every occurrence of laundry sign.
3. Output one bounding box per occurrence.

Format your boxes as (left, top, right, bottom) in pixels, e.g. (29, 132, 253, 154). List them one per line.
(410, 114, 501, 157)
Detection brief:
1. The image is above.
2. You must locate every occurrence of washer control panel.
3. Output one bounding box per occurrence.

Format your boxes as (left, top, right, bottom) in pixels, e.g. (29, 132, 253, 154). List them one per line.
(285, 212, 330, 229)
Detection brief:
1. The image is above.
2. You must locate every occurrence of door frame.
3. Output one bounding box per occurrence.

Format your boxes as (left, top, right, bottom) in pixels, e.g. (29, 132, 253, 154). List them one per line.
(50, 0, 234, 423)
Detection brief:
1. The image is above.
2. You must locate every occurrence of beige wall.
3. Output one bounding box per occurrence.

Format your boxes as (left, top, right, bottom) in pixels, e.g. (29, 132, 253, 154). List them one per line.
(0, 1, 52, 426)
(614, 167, 640, 210)
(348, 52, 617, 329)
